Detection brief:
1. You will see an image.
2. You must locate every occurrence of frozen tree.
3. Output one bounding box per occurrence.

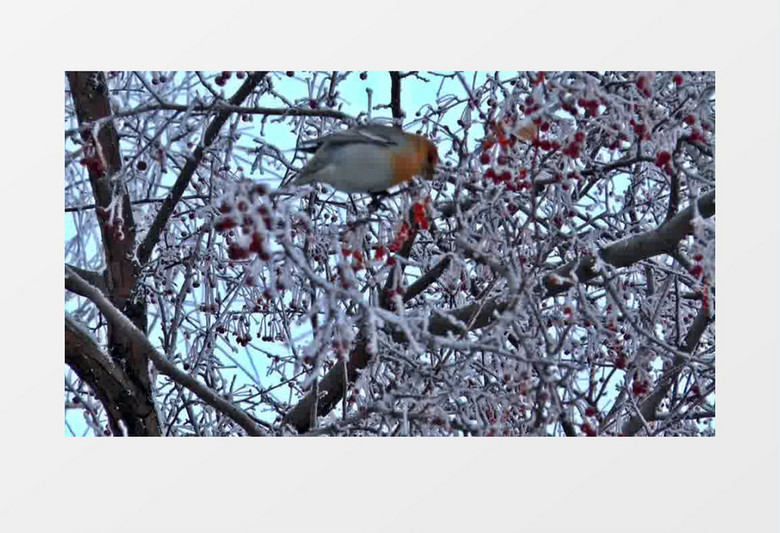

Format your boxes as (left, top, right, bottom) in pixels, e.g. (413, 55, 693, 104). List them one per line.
(65, 71, 715, 436)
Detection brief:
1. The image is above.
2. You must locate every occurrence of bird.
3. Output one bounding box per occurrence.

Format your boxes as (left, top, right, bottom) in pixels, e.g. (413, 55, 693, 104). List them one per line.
(286, 124, 439, 194)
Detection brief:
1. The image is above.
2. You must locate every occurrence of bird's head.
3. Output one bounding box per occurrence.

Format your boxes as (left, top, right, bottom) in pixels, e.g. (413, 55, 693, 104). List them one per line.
(417, 136, 439, 181)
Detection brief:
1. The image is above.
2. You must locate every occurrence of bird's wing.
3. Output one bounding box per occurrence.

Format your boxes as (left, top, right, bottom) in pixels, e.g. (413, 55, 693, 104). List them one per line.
(298, 126, 401, 153)
(295, 149, 333, 179)
(289, 126, 405, 185)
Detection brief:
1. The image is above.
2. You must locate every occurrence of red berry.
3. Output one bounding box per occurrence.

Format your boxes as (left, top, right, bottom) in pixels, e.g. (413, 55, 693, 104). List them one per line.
(214, 217, 238, 233)
(479, 152, 491, 165)
(673, 73, 684, 85)
(684, 114, 696, 125)
(249, 233, 266, 254)
(228, 243, 249, 260)
(632, 379, 650, 396)
(655, 151, 671, 167)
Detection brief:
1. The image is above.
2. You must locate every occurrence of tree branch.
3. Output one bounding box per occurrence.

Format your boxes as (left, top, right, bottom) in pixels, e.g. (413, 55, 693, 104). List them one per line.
(137, 71, 268, 266)
(67, 71, 154, 416)
(287, 187, 714, 433)
(287, 208, 421, 432)
(65, 315, 159, 435)
(621, 302, 712, 435)
(403, 255, 451, 303)
(389, 71, 403, 126)
(65, 264, 106, 295)
(65, 102, 352, 138)
(543, 189, 715, 296)
(66, 266, 267, 436)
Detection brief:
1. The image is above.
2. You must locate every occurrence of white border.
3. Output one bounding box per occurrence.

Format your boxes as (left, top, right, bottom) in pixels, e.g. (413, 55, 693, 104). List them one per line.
(3, 1, 778, 531)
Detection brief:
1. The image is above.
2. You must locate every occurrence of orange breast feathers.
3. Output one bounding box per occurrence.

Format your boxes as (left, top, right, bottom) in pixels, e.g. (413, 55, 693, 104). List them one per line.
(389, 135, 439, 186)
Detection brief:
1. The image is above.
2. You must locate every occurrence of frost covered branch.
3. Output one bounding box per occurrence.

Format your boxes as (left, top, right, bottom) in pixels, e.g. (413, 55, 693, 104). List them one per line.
(65, 266, 268, 436)
(137, 72, 269, 266)
(543, 190, 715, 296)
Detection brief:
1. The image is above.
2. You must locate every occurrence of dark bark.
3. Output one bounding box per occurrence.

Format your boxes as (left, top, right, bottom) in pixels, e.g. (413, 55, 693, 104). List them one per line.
(67, 71, 159, 435)
(622, 302, 712, 435)
(66, 71, 269, 435)
(389, 71, 403, 126)
(65, 316, 160, 436)
(66, 268, 268, 436)
(543, 190, 715, 296)
(137, 71, 268, 265)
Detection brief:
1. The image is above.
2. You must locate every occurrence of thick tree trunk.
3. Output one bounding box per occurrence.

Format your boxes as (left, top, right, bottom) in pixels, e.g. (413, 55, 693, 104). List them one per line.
(66, 71, 160, 435)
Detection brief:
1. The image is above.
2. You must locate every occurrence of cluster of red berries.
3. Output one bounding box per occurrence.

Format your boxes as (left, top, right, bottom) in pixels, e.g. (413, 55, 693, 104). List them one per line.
(341, 247, 366, 271)
(635, 73, 654, 98)
(654, 150, 675, 176)
(562, 131, 587, 159)
(214, 71, 245, 87)
(80, 155, 106, 176)
(95, 206, 125, 242)
(411, 199, 430, 230)
(79, 140, 106, 177)
(213, 182, 272, 261)
(577, 97, 602, 118)
(632, 378, 650, 397)
(629, 119, 649, 141)
(480, 136, 531, 190)
(388, 221, 412, 253)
